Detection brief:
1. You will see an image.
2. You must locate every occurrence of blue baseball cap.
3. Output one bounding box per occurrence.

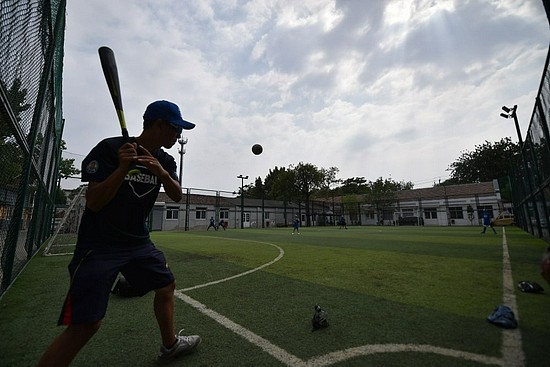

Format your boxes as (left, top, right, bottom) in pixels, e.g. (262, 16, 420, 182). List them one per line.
(143, 100, 195, 130)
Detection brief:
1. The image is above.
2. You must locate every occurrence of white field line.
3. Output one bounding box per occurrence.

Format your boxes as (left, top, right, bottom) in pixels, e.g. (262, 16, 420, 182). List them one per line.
(175, 235, 515, 366)
(175, 291, 307, 367)
(305, 344, 505, 367)
(500, 228, 525, 367)
(180, 238, 285, 292)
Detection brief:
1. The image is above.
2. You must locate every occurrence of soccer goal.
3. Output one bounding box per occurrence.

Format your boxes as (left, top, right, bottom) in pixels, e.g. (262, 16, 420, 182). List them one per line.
(43, 186, 86, 256)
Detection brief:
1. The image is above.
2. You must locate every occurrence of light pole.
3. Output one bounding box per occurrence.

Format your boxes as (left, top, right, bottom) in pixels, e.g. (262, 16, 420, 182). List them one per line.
(500, 105, 523, 146)
(178, 137, 188, 185)
(237, 175, 248, 229)
(499, 104, 541, 234)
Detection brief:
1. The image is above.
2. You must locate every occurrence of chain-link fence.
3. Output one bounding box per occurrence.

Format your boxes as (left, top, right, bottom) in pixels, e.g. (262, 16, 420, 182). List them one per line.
(510, 45, 550, 242)
(0, 0, 66, 297)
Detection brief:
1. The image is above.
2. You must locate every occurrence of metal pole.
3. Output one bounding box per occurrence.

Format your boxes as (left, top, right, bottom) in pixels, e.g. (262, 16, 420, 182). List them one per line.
(237, 175, 248, 228)
(511, 106, 523, 147)
(501, 105, 523, 147)
(501, 105, 542, 237)
(178, 137, 188, 185)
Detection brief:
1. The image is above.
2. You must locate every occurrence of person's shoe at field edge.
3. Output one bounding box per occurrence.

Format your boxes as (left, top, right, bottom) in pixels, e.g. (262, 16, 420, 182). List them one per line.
(157, 331, 201, 364)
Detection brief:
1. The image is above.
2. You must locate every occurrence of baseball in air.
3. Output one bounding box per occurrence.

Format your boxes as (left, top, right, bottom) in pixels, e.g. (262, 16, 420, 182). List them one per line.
(252, 144, 263, 155)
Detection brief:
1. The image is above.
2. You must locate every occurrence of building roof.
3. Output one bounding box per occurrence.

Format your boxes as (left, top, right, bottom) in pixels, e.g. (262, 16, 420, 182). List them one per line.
(396, 181, 497, 201)
(155, 181, 497, 207)
(318, 181, 498, 204)
(155, 192, 234, 206)
(155, 192, 301, 209)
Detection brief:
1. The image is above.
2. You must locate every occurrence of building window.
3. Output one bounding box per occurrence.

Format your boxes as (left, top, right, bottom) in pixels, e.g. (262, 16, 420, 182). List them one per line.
(196, 207, 206, 220)
(449, 206, 464, 219)
(264, 212, 270, 219)
(402, 209, 414, 217)
(220, 209, 229, 220)
(424, 208, 437, 219)
(166, 206, 179, 220)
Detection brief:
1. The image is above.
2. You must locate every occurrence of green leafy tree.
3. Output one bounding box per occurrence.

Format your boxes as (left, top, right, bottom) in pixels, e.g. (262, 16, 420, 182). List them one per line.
(0, 140, 23, 188)
(337, 177, 368, 195)
(293, 162, 327, 226)
(364, 177, 413, 223)
(445, 138, 520, 184)
(0, 78, 32, 136)
(51, 141, 80, 205)
(56, 140, 81, 183)
(58, 157, 80, 180)
(245, 177, 266, 199)
(264, 166, 297, 225)
(54, 186, 67, 205)
(264, 166, 297, 203)
(320, 167, 340, 193)
(0, 78, 33, 188)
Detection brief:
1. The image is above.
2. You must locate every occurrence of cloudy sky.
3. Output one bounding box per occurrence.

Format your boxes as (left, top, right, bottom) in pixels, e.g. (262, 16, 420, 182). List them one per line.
(61, 0, 549, 193)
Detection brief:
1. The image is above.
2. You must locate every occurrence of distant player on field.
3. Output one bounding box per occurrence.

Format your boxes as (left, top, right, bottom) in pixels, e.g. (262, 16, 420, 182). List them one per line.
(480, 209, 497, 234)
(207, 216, 217, 231)
(338, 215, 348, 229)
(292, 215, 300, 234)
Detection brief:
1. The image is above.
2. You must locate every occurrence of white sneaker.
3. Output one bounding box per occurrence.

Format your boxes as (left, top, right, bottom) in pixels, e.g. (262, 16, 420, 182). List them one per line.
(157, 330, 201, 364)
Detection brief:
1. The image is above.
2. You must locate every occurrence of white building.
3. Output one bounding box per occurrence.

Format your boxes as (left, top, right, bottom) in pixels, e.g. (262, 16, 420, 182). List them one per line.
(150, 181, 507, 230)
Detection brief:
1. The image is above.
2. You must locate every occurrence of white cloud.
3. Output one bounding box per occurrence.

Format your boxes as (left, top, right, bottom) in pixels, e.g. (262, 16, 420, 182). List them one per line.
(61, 0, 549, 192)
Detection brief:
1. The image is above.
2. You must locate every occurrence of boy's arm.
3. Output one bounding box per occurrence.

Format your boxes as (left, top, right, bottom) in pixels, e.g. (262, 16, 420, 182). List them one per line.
(136, 146, 182, 203)
(86, 142, 138, 212)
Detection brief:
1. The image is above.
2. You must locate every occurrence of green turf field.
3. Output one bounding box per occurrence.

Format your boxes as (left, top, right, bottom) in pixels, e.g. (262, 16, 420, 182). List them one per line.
(1, 226, 548, 366)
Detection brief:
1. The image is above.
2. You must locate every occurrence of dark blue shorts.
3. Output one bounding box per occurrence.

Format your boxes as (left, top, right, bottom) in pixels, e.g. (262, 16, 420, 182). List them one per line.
(58, 242, 175, 325)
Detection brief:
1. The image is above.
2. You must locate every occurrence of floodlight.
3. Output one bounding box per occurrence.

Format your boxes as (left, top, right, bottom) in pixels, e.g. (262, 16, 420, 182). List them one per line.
(499, 104, 523, 147)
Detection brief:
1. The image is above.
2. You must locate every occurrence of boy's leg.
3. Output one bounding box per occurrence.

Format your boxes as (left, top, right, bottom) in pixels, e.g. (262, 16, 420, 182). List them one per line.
(37, 322, 101, 367)
(154, 281, 177, 348)
(153, 279, 201, 364)
(38, 247, 123, 366)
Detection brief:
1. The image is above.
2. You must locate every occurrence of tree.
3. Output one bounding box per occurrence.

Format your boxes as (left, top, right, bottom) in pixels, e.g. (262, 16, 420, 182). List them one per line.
(315, 166, 340, 198)
(262, 163, 337, 226)
(245, 177, 266, 199)
(293, 162, 327, 226)
(264, 166, 297, 225)
(50, 141, 80, 205)
(0, 78, 32, 188)
(0, 78, 32, 137)
(58, 158, 80, 180)
(337, 177, 368, 195)
(264, 166, 297, 203)
(445, 138, 520, 184)
(363, 177, 412, 224)
(57, 140, 81, 181)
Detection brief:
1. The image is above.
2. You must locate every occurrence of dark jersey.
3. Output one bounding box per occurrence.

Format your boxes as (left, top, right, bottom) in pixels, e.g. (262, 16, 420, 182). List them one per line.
(78, 137, 178, 246)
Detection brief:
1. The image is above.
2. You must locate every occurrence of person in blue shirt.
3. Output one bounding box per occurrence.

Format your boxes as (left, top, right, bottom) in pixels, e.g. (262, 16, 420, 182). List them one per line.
(481, 209, 497, 234)
(207, 216, 217, 231)
(38, 100, 201, 366)
(292, 215, 300, 234)
(338, 215, 348, 229)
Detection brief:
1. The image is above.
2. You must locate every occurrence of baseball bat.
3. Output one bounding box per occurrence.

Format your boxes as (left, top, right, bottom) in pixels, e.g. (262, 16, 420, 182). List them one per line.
(98, 46, 140, 175)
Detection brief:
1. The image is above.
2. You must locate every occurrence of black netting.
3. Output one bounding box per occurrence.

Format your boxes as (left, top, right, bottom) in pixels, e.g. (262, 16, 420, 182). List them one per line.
(0, 0, 66, 296)
(509, 45, 550, 240)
